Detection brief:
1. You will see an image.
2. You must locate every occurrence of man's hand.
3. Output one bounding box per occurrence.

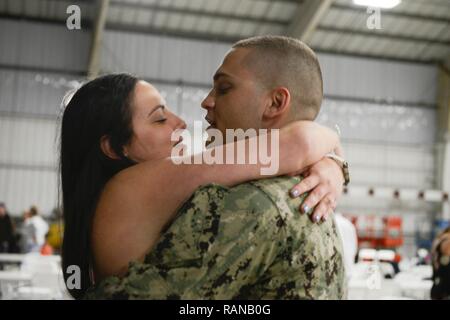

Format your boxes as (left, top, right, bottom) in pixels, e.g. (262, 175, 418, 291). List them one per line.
(289, 157, 344, 223)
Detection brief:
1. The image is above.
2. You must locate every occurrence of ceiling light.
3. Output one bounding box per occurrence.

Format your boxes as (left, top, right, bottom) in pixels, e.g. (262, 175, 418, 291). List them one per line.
(353, 0, 401, 9)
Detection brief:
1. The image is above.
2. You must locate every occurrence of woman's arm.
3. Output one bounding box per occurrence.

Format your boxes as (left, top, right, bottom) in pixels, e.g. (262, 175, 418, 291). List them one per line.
(97, 120, 340, 232)
(191, 120, 340, 187)
(93, 121, 339, 277)
(106, 120, 339, 222)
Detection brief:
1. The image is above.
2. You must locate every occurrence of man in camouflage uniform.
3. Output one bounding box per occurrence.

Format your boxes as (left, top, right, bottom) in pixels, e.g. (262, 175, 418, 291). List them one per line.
(86, 36, 346, 299)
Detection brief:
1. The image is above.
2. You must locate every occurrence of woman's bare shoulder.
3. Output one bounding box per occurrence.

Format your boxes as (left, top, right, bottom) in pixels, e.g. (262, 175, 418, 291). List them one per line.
(91, 165, 167, 280)
(96, 161, 158, 209)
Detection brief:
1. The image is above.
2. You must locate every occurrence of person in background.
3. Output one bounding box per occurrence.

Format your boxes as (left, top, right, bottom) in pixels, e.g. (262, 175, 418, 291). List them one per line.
(47, 208, 64, 254)
(29, 206, 49, 252)
(0, 202, 16, 254)
(431, 226, 450, 300)
(22, 206, 49, 253)
(20, 209, 34, 253)
(334, 212, 358, 282)
(40, 232, 54, 256)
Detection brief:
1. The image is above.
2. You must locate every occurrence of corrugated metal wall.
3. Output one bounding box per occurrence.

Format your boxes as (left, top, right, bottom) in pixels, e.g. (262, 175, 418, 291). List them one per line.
(0, 117, 58, 215)
(0, 19, 90, 71)
(0, 19, 89, 215)
(320, 53, 437, 105)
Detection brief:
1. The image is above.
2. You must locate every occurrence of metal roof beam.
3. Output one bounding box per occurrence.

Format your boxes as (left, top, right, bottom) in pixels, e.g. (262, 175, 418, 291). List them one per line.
(313, 48, 439, 64)
(286, 0, 334, 42)
(105, 22, 241, 43)
(332, 3, 450, 24)
(109, 0, 289, 26)
(437, 55, 450, 140)
(0, 13, 240, 43)
(87, 0, 110, 79)
(317, 26, 450, 47)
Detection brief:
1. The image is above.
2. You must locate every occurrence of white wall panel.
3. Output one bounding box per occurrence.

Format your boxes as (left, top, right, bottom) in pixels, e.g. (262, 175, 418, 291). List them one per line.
(343, 142, 435, 188)
(0, 19, 90, 71)
(319, 53, 437, 105)
(0, 70, 75, 115)
(0, 116, 58, 216)
(0, 117, 58, 166)
(0, 168, 58, 216)
(318, 100, 436, 144)
(101, 30, 229, 83)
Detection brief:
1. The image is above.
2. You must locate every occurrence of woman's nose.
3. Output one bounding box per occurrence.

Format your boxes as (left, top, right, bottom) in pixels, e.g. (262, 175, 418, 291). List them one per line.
(167, 109, 187, 130)
(179, 119, 187, 130)
(175, 116, 187, 130)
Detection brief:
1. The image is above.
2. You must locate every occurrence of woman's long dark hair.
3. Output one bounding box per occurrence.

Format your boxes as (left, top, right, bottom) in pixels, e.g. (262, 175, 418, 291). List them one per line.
(60, 74, 138, 299)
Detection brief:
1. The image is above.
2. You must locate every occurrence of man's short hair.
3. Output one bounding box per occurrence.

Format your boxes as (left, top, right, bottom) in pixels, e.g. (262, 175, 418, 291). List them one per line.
(232, 35, 323, 121)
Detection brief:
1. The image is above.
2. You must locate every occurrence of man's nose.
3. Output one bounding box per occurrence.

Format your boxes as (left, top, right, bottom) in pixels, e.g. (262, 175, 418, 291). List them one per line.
(201, 92, 215, 110)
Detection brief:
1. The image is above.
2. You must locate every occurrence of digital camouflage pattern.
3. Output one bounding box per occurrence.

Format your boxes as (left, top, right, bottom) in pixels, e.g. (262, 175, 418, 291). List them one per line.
(84, 176, 346, 300)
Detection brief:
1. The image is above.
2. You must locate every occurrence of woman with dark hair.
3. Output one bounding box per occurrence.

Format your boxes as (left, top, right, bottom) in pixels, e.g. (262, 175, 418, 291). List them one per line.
(60, 74, 344, 299)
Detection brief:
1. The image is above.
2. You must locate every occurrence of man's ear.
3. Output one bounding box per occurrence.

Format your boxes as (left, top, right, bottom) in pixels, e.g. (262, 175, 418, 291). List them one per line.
(100, 135, 121, 160)
(262, 87, 291, 120)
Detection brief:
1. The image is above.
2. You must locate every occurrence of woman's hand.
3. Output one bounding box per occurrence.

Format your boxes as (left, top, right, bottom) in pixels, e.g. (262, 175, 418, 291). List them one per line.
(289, 157, 344, 223)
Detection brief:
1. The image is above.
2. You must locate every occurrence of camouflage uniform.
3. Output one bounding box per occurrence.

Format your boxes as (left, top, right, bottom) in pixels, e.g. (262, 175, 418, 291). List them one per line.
(85, 176, 346, 299)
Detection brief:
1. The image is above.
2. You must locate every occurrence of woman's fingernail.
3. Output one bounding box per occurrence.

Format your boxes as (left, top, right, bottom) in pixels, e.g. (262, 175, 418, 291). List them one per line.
(313, 215, 321, 223)
(302, 204, 310, 214)
(322, 215, 328, 222)
(290, 189, 300, 198)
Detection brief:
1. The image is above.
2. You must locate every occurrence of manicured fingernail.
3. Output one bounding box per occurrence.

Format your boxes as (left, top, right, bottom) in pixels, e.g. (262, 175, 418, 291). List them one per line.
(290, 189, 300, 198)
(322, 215, 328, 222)
(313, 215, 321, 223)
(302, 204, 310, 214)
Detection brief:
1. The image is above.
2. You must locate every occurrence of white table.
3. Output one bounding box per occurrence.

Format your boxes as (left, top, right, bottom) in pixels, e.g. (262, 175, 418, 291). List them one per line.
(0, 254, 27, 264)
(0, 271, 33, 299)
(0, 271, 33, 281)
(0, 253, 61, 264)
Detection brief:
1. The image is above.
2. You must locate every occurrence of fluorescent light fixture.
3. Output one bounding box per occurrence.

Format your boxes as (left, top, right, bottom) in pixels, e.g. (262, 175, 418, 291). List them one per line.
(353, 0, 401, 9)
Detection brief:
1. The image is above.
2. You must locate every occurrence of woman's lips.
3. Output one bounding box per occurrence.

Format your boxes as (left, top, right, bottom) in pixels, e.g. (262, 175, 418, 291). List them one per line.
(173, 136, 183, 147)
(205, 117, 215, 130)
(206, 121, 216, 131)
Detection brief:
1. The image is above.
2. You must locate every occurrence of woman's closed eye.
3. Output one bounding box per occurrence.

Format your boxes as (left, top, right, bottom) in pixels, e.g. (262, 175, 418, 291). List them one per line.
(150, 106, 167, 123)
